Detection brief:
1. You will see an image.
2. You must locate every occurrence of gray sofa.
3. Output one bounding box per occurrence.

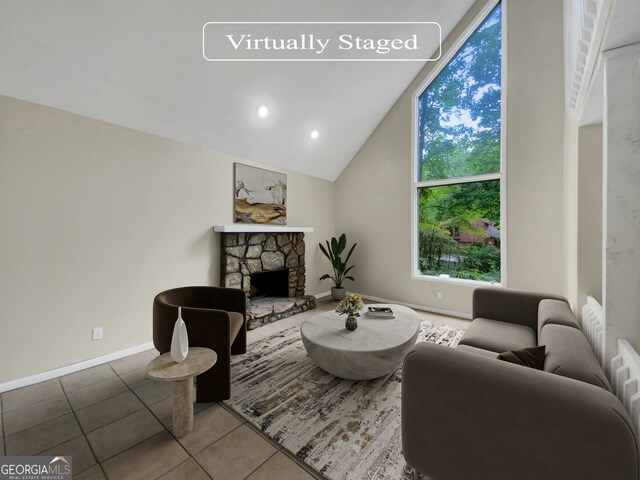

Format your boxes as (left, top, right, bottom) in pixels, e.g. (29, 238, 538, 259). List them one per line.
(402, 287, 639, 480)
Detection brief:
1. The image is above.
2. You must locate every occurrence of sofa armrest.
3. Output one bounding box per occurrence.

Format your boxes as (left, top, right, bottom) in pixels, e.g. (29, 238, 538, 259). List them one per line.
(472, 286, 567, 330)
(205, 286, 247, 317)
(402, 342, 639, 480)
(205, 287, 247, 354)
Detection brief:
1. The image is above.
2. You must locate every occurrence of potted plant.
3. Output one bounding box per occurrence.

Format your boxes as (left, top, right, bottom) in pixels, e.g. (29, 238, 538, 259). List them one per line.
(319, 233, 357, 300)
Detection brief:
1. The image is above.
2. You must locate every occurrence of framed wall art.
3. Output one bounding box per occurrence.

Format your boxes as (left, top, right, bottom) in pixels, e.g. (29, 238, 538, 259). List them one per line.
(234, 163, 287, 224)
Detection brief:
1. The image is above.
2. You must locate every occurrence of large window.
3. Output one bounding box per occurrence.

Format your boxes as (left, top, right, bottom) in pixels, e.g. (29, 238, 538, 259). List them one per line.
(414, 3, 502, 283)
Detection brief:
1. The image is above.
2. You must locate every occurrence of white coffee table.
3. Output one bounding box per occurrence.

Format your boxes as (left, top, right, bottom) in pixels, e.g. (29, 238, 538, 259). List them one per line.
(300, 304, 421, 380)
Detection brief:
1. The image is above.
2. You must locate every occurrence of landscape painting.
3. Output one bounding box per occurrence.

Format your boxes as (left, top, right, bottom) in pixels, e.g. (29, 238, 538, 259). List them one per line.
(234, 163, 287, 224)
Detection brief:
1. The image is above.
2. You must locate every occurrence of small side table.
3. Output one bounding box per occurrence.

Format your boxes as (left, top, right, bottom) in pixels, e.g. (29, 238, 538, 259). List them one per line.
(146, 347, 217, 437)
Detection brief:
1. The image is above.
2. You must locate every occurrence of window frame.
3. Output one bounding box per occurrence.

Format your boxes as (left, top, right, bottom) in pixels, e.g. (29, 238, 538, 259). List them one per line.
(410, 0, 507, 286)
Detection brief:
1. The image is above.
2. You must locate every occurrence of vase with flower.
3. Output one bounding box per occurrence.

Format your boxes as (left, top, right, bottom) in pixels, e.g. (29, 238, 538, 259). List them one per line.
(336, 293, 363, 331)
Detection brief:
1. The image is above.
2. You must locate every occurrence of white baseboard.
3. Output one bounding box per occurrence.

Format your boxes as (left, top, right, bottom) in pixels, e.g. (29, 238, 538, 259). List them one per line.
(0, 342, 155, 394)
(354, 292, 472, 320)
(314, 291, 332, 299)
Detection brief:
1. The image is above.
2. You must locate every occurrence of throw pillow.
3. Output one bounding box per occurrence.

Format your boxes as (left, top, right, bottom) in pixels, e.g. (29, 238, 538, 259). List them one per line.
(498, 345, 546, 370)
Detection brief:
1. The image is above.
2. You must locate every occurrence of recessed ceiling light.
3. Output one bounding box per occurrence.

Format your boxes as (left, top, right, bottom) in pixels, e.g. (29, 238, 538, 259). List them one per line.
(258, 106, 269, 118)
(310, 130, 319, 140)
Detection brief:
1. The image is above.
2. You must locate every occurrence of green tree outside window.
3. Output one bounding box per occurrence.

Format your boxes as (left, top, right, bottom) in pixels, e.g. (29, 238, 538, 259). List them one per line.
(416, 3, 502, 282)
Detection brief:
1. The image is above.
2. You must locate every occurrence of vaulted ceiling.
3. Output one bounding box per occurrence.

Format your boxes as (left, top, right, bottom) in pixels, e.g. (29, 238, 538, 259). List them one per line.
(576, 0, 640, 126)
(0, 0, 475, 181)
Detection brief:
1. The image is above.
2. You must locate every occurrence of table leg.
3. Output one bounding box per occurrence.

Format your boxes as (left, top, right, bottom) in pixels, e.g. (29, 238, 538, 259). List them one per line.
(172, 378, 193, 437)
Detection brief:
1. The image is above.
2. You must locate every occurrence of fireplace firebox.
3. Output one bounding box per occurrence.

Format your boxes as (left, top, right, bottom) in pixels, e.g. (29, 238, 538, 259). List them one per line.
(250, 269, 289, 298)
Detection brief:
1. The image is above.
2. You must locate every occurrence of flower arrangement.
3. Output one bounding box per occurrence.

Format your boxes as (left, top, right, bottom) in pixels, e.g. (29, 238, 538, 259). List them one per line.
(336, 293, 363, 318)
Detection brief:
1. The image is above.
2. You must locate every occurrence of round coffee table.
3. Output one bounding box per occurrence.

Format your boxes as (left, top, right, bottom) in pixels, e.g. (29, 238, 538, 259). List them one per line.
(300, 304, 421, 380)
(146, 347, 217, 437)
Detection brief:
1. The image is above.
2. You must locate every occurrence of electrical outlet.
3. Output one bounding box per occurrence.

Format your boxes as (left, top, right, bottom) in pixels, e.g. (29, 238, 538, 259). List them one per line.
(92, 327, 103, 341)
(436, 291, 443, 299)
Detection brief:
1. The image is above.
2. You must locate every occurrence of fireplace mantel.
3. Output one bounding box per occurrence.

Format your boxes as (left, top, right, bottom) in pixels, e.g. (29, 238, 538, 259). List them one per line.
(213, 225, 314, 233)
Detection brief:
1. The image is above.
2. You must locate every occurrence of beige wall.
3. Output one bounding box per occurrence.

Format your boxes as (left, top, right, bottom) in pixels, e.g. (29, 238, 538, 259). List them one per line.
(504, 0, 566, 293)
(563, 115, 579, 310)
(334, 0, 566, 316)
(577, 124, 603, 307)
(0, 95, 335, 383)
(565, 120, 604, 312)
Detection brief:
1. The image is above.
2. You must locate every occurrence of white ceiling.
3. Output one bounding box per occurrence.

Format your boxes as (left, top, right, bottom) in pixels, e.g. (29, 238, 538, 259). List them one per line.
(0, 0, 475, 181)
(580, 0, 640, 126)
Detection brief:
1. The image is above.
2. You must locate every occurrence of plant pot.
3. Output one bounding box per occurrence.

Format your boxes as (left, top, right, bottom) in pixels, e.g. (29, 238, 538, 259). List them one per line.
(331, 287, 346, 301)
(345, 315, 358, 331)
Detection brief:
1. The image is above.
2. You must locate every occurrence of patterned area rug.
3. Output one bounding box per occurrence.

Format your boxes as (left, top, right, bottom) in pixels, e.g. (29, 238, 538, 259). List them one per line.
(226, 319, 464, 480)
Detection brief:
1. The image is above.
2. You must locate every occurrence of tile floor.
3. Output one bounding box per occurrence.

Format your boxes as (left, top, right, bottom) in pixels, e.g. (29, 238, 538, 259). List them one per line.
(0, 297, 468, 480)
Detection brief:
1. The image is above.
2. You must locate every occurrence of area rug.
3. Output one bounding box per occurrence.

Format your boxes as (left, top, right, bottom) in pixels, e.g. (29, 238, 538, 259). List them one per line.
(226, 319, 464, 480)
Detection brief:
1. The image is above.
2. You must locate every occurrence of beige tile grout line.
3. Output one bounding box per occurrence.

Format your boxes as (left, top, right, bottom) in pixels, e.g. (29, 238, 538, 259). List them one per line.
(61, 367, 111, 479)
(114, 364, 200, 479)
(0, 385, 76, 458)
(220, 401, 326, 480)
(63, 374, 131, 411)
(8, 376, 106, 478)
(187, 426, 242, 480)
(169, 387, 281, 480)
(42, 361, 177, 478)
(118, 361, 265, 479)
(64, 359, 204, 478)
(162, 456, 213, 480)
(195, 404, 284, 480)
(239, 450, 280, 480)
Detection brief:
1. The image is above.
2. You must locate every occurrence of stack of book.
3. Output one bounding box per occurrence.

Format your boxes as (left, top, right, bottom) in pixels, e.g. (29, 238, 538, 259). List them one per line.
(366, 306, 395, 319)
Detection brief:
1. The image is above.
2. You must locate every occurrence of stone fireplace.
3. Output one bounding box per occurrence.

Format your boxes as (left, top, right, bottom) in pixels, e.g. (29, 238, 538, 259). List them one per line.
(219, 230, 316, 329)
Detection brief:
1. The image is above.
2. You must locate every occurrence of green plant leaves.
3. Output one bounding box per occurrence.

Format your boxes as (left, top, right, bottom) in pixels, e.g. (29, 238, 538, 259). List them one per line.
(343, 242, 357, 266)
(318, 233, 357, 288)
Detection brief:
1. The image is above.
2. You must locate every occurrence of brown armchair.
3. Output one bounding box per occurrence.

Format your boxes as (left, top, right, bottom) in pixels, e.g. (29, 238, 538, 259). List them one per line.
(153, 286, 247, 402)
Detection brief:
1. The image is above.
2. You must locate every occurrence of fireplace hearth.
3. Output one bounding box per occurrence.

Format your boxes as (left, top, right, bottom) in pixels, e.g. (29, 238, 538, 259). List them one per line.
(219, 231, 316, 329)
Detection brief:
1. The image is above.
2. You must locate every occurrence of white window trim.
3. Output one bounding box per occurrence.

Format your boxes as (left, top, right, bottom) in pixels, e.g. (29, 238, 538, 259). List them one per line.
(416, 172, 501, 189)
(410, 0, 507, 287)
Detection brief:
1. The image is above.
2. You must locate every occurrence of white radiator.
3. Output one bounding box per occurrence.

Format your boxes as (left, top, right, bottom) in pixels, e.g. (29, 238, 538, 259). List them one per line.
(582, 296, 640, 437)
(581, 296, 605, 367)
(611, 339, 640, 437)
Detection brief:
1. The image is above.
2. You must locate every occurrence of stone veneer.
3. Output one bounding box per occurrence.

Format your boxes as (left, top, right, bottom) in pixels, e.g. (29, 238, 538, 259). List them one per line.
(220, 232, 316, 329)
(247, 296, 316, 330)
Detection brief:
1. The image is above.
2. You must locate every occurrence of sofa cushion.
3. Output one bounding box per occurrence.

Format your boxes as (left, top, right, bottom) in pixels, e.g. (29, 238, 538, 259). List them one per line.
(538, 299, 580, 339)
(498, 345, 546, 369)
(540, 324, 611, 391)
(458, 318, 536, 353)
(456, 344, 499, 359)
